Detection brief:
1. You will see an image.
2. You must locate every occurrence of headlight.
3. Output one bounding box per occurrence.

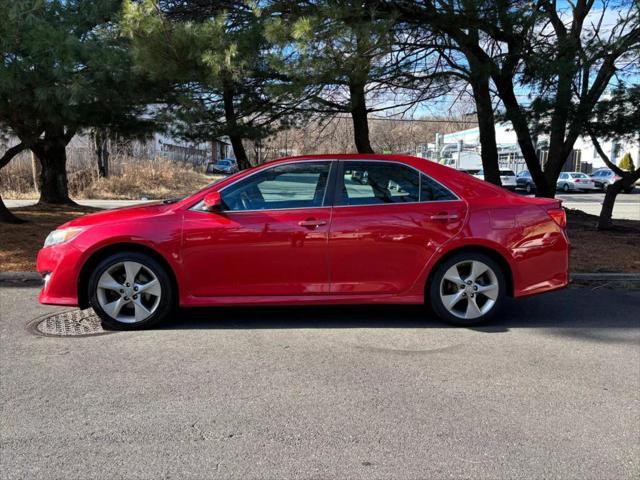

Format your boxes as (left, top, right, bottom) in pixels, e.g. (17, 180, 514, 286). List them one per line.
(44, 227, 84, 247)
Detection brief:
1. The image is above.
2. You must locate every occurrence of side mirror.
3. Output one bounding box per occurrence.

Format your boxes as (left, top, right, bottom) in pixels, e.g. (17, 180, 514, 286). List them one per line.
(203, 191, 223, 212)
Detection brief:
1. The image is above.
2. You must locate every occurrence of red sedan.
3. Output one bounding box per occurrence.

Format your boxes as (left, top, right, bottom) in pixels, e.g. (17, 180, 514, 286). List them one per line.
(37, 154, 569, 329)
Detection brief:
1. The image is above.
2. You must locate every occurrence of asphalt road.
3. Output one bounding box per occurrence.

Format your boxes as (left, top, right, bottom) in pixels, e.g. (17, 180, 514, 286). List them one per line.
(6, 190, 640, 220)
(1, 285, 639, 479)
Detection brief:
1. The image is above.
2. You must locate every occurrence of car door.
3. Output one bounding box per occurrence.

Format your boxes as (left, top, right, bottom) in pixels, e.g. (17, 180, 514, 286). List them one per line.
(181, 161, 335, 297)
(328, 160, 466, 295)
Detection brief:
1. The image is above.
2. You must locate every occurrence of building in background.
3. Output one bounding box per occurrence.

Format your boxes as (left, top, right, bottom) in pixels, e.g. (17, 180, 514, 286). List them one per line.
(419, 122, 639, 174)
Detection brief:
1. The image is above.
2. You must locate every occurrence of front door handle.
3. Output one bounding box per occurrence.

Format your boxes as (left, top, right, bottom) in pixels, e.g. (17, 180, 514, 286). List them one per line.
(298, 219, 327, 228)
(429, 213, 460, 221)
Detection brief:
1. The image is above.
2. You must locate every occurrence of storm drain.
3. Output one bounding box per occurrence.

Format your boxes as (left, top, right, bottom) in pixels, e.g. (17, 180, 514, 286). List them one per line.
(33, 309, 113, 337)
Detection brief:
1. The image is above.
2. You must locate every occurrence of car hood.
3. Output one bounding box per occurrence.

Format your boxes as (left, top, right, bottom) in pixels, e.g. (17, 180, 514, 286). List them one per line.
(60, 202, 175, 229)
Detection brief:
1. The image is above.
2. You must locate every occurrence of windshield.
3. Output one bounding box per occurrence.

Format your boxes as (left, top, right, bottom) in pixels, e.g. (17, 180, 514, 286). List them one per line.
(218, 160, 232, 166)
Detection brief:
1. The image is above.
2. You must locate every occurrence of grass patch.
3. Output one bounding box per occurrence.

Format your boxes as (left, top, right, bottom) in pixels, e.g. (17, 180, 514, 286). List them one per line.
(1, 157, 214, 200)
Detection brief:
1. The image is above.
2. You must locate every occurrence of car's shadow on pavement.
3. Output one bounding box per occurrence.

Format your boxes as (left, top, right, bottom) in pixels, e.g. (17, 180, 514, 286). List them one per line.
(158, 288, 640, 333)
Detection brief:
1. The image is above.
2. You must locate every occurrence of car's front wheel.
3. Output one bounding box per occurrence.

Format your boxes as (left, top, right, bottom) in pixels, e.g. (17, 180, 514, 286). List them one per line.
(88, 252, 175, 330)
(525, 183, 533, 194)
(429, 253, 505, 326)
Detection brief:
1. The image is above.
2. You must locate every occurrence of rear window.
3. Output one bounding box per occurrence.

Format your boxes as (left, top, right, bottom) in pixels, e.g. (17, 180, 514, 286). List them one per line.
(500, 170, 516, 176)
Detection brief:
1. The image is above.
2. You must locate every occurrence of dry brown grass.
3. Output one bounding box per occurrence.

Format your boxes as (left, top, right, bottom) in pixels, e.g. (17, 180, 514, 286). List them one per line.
(78, 159, 212, 200)
(2, 205, 639, 274)
(1, 157, 213, 200)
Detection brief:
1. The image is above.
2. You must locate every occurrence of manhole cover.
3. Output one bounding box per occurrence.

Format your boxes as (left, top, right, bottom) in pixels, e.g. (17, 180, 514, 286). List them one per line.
(33, 309, 113, 337)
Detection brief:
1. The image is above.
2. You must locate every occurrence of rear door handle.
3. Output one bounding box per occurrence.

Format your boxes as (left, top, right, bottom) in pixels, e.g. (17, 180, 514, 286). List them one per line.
(429, 213, 459, 221)
(298, 219, 327, 228)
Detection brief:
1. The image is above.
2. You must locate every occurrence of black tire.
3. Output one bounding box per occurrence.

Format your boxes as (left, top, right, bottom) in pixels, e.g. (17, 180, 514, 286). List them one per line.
(525, 183, 533, 194)
(88, 252, 175, 330)
(623, 187, 634, 194)
(428, 252, 506, 326)
(562, 183, 570, 193)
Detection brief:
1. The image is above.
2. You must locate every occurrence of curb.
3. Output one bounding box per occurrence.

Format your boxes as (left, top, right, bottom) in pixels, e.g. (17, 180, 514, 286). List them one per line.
(0, 272, 42, 285)
(570, 273, 640, 281)
(1, 271, 639, 286)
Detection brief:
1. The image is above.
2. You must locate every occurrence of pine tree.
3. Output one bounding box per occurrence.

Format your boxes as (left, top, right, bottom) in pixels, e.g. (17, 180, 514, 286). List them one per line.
(0, 0, 158, 213)
(618, 152, 635, 172)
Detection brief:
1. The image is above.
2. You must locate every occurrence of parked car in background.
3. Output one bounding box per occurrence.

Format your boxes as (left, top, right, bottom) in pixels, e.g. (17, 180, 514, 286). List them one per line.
(516, 170, 536, 194)
(556, 172, 597, 192)
(474, 169, 517, 190)
(37, 154, 569, 329)
(590, 168, 634, 193)
(206, 158, 238, 175)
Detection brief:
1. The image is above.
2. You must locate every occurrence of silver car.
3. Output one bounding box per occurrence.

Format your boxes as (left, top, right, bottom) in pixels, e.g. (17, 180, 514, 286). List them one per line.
(556, 172, 597, 192)
(474, 169, 517, 190)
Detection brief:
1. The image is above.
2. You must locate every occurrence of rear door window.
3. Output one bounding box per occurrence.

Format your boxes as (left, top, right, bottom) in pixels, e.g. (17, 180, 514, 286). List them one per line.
(338, 161, 457, 205)
(340, 161, 420, 205)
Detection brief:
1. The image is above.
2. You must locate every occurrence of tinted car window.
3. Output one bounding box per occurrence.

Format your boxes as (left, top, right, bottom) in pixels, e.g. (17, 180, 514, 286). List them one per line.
(501, 170, 516, 176)
(420, 174, 457, 201)
(341, 162, 419, 205)
(222, 161, 330, 211)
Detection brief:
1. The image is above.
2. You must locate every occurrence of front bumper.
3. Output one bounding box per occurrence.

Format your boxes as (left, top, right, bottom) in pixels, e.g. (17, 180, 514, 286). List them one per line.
(36, 243, 83, 306)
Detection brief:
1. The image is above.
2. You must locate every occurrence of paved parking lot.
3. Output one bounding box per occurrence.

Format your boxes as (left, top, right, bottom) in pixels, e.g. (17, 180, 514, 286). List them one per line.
(1, 285, 638, 479)
(558, 192, 640, 220)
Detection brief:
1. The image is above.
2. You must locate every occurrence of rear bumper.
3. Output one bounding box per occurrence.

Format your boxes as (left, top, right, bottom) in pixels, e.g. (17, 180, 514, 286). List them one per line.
(36, 243, 82, 306)
(512, 230, 570, 298)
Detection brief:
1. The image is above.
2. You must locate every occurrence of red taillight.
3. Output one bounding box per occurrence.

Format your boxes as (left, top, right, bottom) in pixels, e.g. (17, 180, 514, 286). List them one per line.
(575, 179, 582, 183)
(547, 207, 566, 229)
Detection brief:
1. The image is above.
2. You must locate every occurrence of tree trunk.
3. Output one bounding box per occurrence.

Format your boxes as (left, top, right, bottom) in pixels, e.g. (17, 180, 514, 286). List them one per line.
(0, 194, 25, 224)
(33, 128, 75, 205)
(597, 180, 624, 230)
(493, 75, 553, 197)
(94, 129, 109, 178)
(229, 133, 250, 170)
(468, 58, 500, 186)
(349, 81, 374, 154)
(221, 75, 251, 170)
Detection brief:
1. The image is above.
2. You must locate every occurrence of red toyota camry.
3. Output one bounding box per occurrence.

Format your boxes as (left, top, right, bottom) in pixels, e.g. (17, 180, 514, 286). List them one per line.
(37, 154, 569, 329)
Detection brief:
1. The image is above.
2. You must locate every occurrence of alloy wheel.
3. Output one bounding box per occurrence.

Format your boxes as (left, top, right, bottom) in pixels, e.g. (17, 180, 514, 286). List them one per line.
(439, 260, 499, 320)
(95, 261, 162, 323)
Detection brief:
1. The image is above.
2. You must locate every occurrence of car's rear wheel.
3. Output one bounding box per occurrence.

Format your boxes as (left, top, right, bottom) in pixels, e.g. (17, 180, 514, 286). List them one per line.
(428, 252, 505, 326)
(88, 252, 174, 330)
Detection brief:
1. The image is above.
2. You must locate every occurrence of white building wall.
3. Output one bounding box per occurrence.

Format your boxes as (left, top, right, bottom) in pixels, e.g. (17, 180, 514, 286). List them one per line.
(442, 122, 639, 170)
